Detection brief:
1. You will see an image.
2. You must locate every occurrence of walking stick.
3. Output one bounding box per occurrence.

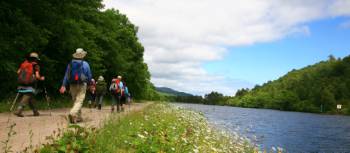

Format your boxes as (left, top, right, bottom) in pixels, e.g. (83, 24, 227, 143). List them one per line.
(44, 87, 52, 116)
(128, 97, 131, 112)
(10, 92, 20, 112)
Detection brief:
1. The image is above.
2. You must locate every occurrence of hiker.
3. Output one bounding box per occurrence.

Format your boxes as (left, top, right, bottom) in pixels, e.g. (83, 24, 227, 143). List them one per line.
(95, 76, 107, 110)
(109, 75, 124, 112)
(14, 52, 45, 117)
(122, 82, 130, 105)
(87, 78, 96, 108)
(59, 48, 92, 123)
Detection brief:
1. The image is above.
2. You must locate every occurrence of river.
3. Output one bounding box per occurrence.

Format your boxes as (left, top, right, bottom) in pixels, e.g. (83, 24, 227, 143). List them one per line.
(175, 103, 350, 153)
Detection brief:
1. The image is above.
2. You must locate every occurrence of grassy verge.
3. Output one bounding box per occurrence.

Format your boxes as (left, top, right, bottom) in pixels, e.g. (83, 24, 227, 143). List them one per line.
(0, 98, 72, 113)
(39, 103, 257, 153)
(0, 95, 131, 113)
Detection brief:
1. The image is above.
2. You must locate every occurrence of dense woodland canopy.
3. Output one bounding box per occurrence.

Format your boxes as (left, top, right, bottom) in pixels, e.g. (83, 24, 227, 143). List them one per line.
(174, 55, 350, 114)
(229, 55, 350, 114)
(0, 0, 159, 100)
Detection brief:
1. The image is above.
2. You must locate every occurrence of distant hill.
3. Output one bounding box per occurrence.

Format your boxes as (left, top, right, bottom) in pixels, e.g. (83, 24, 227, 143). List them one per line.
(156, 87, 193, 97)
(229, 55, 350, 114)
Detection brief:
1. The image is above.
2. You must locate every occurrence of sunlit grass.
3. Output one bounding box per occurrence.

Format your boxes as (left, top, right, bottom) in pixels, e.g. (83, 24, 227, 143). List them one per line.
(40, 103, 257, 153)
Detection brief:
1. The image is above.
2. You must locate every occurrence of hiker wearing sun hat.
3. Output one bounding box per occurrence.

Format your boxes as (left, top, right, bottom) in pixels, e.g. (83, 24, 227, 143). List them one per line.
(59, 48, 92, 123)
(109, 75, 124, 112)
(14, 52, 45, 117)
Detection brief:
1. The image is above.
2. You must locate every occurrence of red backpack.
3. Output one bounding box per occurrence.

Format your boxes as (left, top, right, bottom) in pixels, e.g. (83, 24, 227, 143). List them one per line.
(110, 79, 121, 94)
(18, 60, 36, 85)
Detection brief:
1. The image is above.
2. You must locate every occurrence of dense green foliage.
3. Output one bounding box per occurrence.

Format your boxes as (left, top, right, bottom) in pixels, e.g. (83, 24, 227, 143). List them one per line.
(40, 103, 256, 153)
(228, 55, 350, 114)
(0, 0, 155, 100)
(173, 55, 350, 114)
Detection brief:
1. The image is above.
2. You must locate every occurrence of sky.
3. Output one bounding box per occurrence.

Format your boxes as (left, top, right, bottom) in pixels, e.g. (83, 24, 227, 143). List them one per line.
(103, 0, 350, 96)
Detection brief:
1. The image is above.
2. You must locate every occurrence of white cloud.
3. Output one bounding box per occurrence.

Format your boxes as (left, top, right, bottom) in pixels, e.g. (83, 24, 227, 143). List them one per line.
(103, 0, 350, 95)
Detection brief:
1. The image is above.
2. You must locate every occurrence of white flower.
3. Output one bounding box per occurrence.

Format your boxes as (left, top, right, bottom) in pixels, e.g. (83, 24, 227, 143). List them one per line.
(138, 134, 146, 139)
(272, 146, 277, 151)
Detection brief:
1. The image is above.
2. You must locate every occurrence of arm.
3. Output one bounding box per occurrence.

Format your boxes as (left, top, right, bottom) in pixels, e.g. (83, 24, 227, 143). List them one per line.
(34, 65, 45, 81)
(84, 61, 92, 84)
(60, 64, 70, 94)
(62, 64, 70, 87)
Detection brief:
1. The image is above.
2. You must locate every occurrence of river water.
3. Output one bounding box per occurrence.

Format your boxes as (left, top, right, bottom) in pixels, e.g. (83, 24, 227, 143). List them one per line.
(175, 103, 350, 153)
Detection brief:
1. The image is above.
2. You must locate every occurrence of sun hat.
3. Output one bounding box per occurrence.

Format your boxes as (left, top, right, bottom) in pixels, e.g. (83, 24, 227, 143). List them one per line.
(98, 76, 104, 81)
(72, 48, 87, 59)
(117, 76, 122, 79)
(29, 52, 40, 60)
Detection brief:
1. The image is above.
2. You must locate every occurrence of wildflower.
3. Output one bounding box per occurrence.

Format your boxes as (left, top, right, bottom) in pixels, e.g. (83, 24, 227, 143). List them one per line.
(272, 146, 277, 152)
(171, 147, 175, 151)
(211, 147, 218, 152)
(277, 147, 283, 152)
(138, 134, 146, 139)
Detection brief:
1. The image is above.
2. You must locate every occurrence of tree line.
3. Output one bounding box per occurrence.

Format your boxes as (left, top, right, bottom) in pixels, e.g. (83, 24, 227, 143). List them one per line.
(173, 55, 350, 114)
(0, 0, 159, 100)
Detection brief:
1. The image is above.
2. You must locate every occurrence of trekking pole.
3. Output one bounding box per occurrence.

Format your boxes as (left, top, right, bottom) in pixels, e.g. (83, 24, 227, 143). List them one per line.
(44, 86, 52, 116)
(128, 97, 131, 112)
(10, 92, 20, 112)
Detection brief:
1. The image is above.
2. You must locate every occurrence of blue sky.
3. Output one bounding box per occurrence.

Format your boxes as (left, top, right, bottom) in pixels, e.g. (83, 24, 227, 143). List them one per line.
(105, 0, 350, 95)
(204, 17, 350, 86)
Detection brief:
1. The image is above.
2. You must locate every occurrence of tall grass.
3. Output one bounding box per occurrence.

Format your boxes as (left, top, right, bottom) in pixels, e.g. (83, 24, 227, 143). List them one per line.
(40, 103, 257, 153)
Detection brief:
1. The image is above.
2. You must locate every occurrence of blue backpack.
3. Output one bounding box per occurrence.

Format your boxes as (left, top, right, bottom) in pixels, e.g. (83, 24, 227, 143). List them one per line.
(68, 60, 87, 84)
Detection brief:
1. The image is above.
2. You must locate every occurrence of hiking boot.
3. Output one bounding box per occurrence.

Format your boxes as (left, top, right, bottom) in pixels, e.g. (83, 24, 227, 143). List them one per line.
(14, 111, 24, 117)
(76, 116, 83, 123)
(111, 106, 115, 113)
(98, 104, 102, 110)
(33, 110, 40, 116)
(68, 114, 76, 124)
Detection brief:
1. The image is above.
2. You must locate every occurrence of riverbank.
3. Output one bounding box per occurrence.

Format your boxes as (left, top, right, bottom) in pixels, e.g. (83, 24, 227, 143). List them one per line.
(172, 101, 350, 116)
(39, 103, 257, 153)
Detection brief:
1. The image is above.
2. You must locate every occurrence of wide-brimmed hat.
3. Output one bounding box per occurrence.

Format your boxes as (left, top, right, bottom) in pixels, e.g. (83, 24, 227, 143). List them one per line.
(117, 76, 122, 79)
(72, 48, 87, 59)
(98, 76, 104, 81)
(29, 52, 40, 60)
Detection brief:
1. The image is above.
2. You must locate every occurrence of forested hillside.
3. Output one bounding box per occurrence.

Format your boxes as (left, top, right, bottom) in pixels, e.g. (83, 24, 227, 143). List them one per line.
(156, 87, 193, 97)
(229, 55, 350, 113)
(0, 0, 157, 99)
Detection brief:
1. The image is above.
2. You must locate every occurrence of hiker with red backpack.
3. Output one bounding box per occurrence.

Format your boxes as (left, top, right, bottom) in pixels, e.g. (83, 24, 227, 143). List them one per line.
(14, 52, 45, 117)
(59, 48, 92, 123)
(109, 75, 124, 112)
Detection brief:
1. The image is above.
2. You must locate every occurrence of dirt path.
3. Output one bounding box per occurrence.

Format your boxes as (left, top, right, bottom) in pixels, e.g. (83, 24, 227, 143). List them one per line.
(0, 103, 149, 153)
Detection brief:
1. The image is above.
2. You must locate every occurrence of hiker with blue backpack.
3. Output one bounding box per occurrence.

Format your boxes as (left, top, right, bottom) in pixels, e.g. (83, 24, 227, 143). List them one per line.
(122, 82, 130, 104)
(14, 52, 45, 117)
(59, 48, 92, 123)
